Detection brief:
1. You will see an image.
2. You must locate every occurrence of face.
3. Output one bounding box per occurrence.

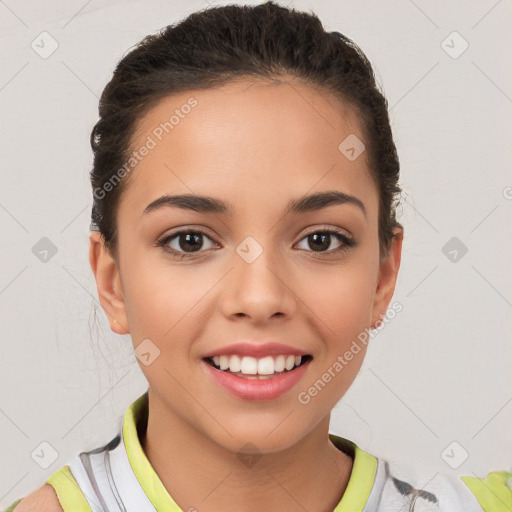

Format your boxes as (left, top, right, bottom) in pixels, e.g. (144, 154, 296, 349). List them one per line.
(89, 78, 403, 454)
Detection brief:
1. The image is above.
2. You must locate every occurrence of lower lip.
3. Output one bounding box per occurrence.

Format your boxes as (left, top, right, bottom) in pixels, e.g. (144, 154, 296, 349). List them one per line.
(201, 359, 311, 401)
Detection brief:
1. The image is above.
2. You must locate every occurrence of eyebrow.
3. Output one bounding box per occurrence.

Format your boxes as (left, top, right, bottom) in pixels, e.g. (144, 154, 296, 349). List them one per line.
(142, 190, 366, 218)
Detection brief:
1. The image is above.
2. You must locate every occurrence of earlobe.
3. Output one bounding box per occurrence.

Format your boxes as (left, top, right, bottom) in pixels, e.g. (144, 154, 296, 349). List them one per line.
(371, 226, 404, 328)
(88, 232, 130, 335)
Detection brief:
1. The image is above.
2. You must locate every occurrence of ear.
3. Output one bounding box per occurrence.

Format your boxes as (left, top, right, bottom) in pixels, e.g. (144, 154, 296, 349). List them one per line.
(88, 231, 130, 335)
(371, 226, 404, 328)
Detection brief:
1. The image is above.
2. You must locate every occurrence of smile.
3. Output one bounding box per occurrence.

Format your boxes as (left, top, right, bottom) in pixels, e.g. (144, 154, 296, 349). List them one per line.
(201, 355, 313, 401)
(204, 354, 313, 376)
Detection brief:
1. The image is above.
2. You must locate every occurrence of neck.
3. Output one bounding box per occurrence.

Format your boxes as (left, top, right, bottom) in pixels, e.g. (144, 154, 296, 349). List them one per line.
(139, 390, 353, 512)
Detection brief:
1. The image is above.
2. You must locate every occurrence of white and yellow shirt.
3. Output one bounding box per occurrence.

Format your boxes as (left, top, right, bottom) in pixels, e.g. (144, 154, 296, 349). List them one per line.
(5, 391, 512, 511)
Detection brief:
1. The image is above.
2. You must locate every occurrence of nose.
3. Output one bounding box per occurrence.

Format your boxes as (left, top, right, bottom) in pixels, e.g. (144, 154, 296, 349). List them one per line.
(219, 239, 297, 323)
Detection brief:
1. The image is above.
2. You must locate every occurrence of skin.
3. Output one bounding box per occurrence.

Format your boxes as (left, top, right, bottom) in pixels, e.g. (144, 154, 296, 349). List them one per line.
(13, 484, 62, 511)
(88, 78, 403, 512)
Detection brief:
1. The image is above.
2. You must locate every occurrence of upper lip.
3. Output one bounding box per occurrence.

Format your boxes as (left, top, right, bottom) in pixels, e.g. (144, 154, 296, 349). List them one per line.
(202, 342, 311, 359)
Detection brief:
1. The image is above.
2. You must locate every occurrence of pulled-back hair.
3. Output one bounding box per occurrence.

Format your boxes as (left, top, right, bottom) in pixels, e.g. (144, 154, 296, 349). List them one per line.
(90, 1, 403, 262)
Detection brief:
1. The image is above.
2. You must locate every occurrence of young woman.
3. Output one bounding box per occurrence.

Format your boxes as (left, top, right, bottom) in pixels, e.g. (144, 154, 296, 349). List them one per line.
(7, 2, 510, 511)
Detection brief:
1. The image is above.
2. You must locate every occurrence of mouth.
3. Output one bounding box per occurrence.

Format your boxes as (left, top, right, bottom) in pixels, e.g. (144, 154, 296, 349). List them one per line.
(201, 354, 313, 401)
(202, 354, 313, 379)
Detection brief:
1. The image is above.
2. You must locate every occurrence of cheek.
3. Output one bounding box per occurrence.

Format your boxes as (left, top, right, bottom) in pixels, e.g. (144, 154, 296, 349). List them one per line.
(298, 268, 374, 407)
(301, 261, 376, 338)
(121, 251, 214, 344)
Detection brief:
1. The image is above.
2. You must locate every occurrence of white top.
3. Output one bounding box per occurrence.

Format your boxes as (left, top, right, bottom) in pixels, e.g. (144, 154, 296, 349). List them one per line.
(43, 391, 509, 512)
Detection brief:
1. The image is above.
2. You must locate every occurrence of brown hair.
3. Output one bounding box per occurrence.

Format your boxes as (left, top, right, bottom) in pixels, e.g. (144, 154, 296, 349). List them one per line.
(90, 1, 403, 262)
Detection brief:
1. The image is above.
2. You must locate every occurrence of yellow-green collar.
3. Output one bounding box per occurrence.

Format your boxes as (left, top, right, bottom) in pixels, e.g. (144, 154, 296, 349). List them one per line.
(123, 392, 378, 511)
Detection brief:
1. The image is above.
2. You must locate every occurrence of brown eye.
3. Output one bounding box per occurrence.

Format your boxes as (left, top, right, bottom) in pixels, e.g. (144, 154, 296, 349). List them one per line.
(296, 229, 356, 254)
(157, 229, 218, 257)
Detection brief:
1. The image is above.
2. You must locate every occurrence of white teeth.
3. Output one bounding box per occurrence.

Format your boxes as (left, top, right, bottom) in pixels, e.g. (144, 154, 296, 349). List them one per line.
(208, 354, 306, 375)
(274, 355, 286, 372)
(285, 355, 295, 370)
(219, 355, 229, 370)
(257, 356, 274, 375)
(240, 356, 258, 374)
(229, 355, 241, 372)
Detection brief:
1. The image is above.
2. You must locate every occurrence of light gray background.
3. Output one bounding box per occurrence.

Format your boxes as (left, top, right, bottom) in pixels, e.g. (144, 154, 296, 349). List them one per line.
(1, 0, 511, 507)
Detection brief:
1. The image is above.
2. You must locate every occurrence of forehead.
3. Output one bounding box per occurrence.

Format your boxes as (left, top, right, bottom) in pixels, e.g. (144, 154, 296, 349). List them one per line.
(120, 79, 377, 221)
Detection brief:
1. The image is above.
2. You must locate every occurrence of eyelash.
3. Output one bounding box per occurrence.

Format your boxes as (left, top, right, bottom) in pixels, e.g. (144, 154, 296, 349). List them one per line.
(156, 226, 357, 260)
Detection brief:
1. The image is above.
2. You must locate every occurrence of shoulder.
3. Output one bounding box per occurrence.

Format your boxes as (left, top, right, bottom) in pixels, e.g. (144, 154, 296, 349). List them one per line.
(379, 460, 512, 512)
(458, 469, 512, 512)
(12, 484, 63, 512)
